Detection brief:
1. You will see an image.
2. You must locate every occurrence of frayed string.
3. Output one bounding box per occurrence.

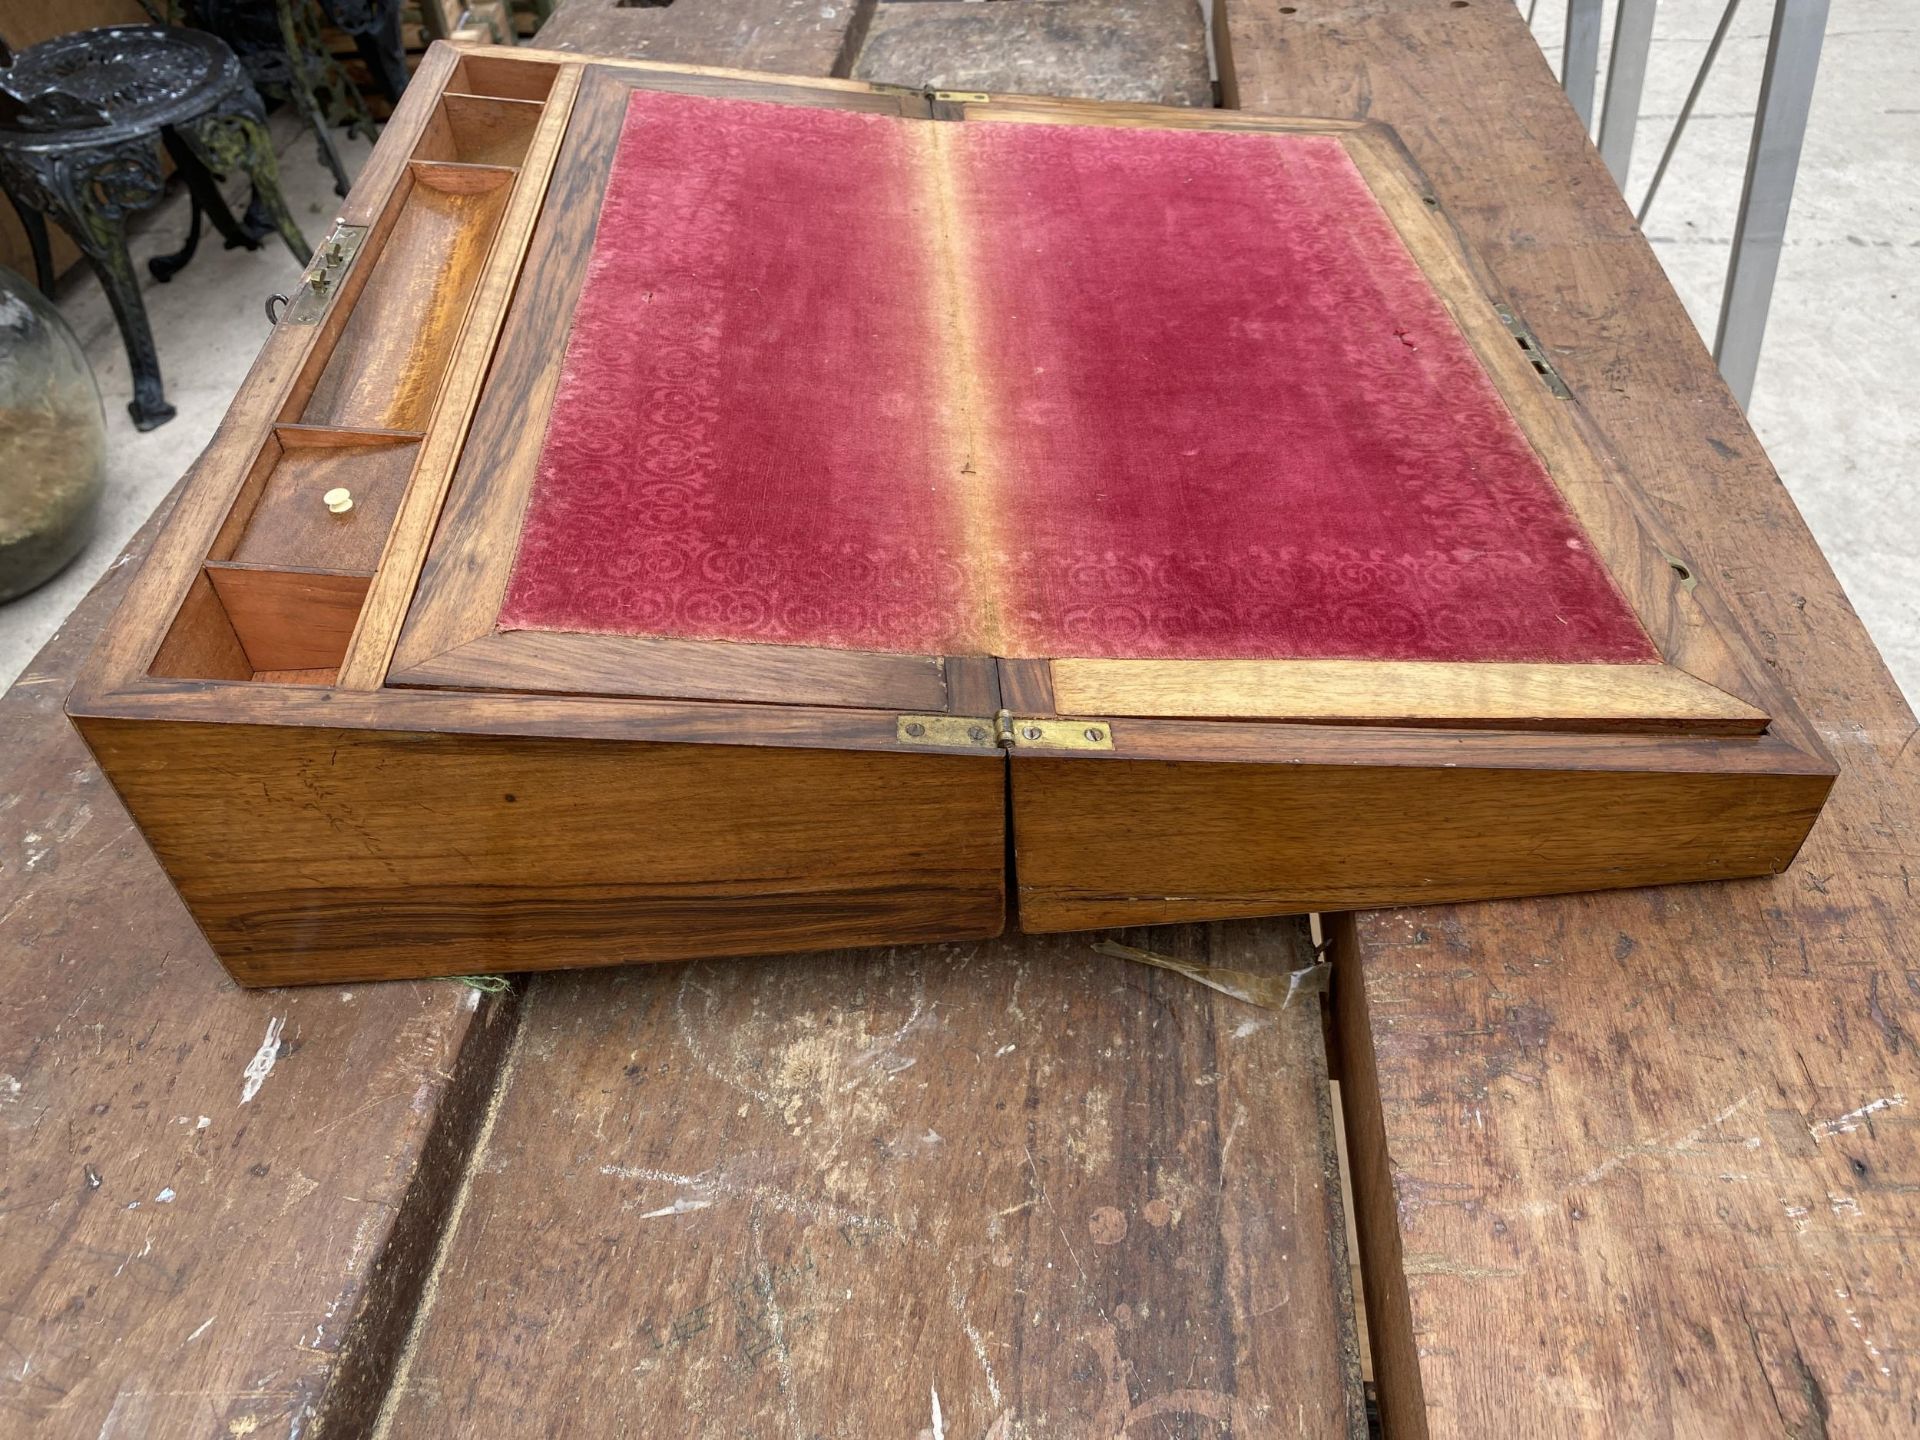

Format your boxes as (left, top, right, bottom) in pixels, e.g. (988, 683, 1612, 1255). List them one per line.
(1094, 939, 1329, 1010)
(450, 974, 512, 994)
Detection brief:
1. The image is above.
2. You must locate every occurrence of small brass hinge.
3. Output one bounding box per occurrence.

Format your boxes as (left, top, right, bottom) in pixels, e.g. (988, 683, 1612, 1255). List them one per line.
(1005, 715, 1114, 751)
(282, 221, 368, 324)
(897, 712, 1115, 751)
(897, 715, 999, 749)
(1495, 304, 1573, 399)
(933, 91, 992, 103)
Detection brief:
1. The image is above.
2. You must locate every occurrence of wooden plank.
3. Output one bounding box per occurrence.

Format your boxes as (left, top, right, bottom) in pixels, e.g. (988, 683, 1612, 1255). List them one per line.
(853, 0, 1213, 108)
(533, 0, 871, 79)
(0, 496, 515, 1438)
(371, 925, 1365, 1436)
(1052, 658, 1768, 733)
(1220, 1, 1920, 1434)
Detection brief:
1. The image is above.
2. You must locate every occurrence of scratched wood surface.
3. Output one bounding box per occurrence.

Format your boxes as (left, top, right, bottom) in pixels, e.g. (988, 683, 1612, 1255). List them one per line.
(535, 0, 870, 77)
(1220, 1, 1920, 1434)
(372, 926, 1365, 1438)
(853, 0, 1212, 108)
(0, 501, 516, 1438)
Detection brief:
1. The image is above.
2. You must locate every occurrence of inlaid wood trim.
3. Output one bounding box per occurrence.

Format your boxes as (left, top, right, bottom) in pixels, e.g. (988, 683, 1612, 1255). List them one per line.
(391, 629, 950, 710)
(1050, 658, 1768, 734)
(386, 62, 944, 705)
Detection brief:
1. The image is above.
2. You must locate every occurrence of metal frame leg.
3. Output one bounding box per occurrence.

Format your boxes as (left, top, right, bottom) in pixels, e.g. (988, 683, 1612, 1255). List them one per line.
(5, 191, 56, 295)
(1598, 0, 1659, 184)
(1714, 0, 1830, 408)
(0, 136, 175, 427)
(1562, 0, 1604, 130)
(175, 101, 312, 266)
(150, 129, 266, 283)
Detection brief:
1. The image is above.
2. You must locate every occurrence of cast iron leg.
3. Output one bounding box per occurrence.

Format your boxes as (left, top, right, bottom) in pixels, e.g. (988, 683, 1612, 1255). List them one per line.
(165, 128, 266, 253)
(175, 102, 311, 266)
(5, 192, 57, 296)
(88, 235, 176, 429)
(325, 0, 410, 106)
(148, 186, 206, 283)
(2, 137, 176, 427)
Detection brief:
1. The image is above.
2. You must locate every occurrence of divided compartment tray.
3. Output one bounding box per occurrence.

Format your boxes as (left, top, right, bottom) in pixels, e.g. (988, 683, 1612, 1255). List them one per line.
(196, 425, 422, 677)
(293, 160, 515, 434)
(143, 56, 548, 686)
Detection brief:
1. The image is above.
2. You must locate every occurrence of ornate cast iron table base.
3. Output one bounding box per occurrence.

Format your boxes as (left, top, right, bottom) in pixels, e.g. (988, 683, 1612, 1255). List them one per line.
(0, 26, 310, 429)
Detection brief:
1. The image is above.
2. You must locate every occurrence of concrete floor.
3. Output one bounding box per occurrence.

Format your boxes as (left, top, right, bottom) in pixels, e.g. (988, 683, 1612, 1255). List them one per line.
(1529, 0, 1919, 700)
(3, 4, 1915, 704)
(1, 110, 371, 688)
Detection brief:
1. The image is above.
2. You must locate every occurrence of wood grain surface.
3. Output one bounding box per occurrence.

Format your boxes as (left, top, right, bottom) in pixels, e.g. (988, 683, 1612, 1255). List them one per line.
(1012, 750, 1832, 930)
(204, 562, 372, 672)
(854, 0, 1213, 108)
(534, 0, 872, 78)
(0, 498, 515, 1439)
(1221, 1, 1920, 1434)
(371, 925, 1364, 1439)
(300, 165, 513, 434)
(75, 718, 1007, 986)
(1051, 657, 1767, 733)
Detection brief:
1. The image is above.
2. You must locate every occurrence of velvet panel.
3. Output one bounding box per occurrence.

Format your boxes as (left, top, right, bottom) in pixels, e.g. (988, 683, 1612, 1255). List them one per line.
(499, 91, 1655, 667)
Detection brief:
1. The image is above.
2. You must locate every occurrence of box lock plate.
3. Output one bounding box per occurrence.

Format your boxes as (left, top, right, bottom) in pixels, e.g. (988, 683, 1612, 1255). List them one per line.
(282, 222, 369, 324)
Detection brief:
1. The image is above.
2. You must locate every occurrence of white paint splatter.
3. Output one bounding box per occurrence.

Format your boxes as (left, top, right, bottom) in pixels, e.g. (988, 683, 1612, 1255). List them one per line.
(931, 1385, 945, 1440)
(196, 1116, 211, 1131)
(638, 1197, 714, 1220)
(1810, 1094, 1905, 1140)
(186, 1317, 214, 1344)
(154, 1188, 176, 1204)
(240, 1017, 286, 1104)
(995, 1044, 1016, 1057)
(1575, 1090, 1760, 1187)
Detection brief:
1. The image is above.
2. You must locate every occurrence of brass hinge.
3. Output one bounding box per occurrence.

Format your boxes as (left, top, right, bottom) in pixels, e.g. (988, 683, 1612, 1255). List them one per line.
(1495, 304, 1573, 399)
(896, 711, 1114, 752)
(933, 91, 992, 103)
(281, 221, 368, 324)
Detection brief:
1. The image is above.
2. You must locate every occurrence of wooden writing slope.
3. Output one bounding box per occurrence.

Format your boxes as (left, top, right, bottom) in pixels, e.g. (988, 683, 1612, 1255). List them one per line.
(68, 44, 1836, 986)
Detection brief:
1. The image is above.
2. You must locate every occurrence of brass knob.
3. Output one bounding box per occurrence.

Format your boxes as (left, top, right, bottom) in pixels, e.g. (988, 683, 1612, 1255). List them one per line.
(323, 487, 353, 515)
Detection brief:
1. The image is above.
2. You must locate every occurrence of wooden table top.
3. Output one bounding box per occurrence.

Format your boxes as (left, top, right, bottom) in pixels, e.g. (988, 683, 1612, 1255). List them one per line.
(2, 2, 1912, 1436)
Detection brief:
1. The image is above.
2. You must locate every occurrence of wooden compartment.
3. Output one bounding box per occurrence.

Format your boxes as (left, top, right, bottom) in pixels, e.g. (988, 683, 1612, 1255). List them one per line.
(213, 425, 420, 573)
(450, 51, 559, 101)
(152, 426, 419, 682)
(203, 564, 371, 674)
(295, 162, 513, 434)
(417, 93, 544, 168)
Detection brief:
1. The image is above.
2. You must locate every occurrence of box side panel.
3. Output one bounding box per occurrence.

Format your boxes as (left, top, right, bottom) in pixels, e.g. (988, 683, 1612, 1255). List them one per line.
(75, 718, 1006, 985)
(1011, 755, 1833, 931)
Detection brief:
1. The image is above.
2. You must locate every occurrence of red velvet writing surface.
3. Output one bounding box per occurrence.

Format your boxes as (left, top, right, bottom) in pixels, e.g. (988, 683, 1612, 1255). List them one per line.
(500, 92, 1655, 666)
(498, 92, 984, 655)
